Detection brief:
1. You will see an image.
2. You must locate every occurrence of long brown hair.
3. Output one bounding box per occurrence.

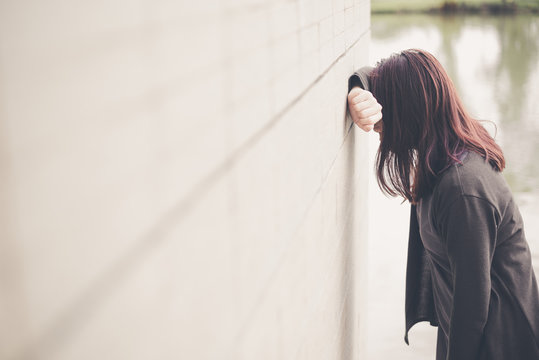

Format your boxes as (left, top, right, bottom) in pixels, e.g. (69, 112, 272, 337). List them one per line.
(370, 49, 505, 203)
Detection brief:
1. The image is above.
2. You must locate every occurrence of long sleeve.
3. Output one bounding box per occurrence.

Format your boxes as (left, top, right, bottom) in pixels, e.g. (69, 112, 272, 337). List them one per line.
(347, 66, 373, 92)
(437, 195, 499, 360)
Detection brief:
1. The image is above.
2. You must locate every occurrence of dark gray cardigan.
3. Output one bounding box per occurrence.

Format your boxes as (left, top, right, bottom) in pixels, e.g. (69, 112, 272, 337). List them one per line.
(413, 151, 539, 360)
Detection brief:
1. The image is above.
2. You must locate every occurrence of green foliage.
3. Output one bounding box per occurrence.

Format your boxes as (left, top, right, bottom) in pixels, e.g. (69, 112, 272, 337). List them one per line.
(371, 0, 539, 13)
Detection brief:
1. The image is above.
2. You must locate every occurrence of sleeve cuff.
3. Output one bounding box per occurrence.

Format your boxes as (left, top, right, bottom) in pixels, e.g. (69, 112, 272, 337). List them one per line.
(348, 66, 374, 92)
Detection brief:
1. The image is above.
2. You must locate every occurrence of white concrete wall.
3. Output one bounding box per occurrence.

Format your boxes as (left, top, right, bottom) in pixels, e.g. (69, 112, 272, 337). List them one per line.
(0, 0, 371, 359)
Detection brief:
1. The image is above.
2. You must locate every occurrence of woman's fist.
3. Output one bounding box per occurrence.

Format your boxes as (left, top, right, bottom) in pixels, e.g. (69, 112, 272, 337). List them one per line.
(347, 87, 382, 132)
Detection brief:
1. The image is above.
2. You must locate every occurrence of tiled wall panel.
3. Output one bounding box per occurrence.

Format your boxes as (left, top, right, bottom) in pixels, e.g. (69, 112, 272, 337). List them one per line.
(0, 0, 371, 358)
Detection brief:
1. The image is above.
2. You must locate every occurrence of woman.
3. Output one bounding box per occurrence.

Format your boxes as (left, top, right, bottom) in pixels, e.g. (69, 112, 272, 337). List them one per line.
(347, 49, 539, 360)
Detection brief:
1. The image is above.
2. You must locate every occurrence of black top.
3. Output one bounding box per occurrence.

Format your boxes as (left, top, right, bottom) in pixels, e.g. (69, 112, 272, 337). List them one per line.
(409, 151, 539, 360)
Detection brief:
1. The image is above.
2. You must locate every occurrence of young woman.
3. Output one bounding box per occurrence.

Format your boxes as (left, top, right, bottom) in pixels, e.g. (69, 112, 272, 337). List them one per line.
(347, 49, 539, 360)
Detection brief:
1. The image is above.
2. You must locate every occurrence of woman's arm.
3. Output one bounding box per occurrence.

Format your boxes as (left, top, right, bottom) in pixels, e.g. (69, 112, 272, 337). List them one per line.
(438, 195, 499, 360)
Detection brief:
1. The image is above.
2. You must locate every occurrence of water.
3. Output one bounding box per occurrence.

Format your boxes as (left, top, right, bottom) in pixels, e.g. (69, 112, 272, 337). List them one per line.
(365, 14, 539, 359)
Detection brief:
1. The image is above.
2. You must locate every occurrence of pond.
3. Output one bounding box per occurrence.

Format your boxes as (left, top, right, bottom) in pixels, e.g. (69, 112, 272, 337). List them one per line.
(365, 13, 539, 360)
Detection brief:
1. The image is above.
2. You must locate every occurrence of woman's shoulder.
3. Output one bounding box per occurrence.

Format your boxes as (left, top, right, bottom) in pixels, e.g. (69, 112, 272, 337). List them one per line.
(433, 151, 511, 213)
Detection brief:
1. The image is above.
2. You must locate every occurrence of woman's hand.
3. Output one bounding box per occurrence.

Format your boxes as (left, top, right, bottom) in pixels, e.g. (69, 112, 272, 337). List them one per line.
(347, 87, 382, 132)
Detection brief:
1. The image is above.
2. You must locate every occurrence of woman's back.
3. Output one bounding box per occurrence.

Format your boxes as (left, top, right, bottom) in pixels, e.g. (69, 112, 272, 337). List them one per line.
(416, 150, 539, 360)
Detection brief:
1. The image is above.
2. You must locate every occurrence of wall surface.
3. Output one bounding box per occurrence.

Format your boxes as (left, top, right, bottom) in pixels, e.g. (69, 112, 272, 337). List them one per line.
(0, 0, 371, 359)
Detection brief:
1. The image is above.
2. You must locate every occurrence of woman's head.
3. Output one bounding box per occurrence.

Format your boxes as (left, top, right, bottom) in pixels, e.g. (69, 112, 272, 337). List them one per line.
(371, 49, 505, 203)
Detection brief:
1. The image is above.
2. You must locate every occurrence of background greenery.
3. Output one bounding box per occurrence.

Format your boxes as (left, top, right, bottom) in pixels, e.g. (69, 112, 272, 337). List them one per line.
(371, 0, 539, 13)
